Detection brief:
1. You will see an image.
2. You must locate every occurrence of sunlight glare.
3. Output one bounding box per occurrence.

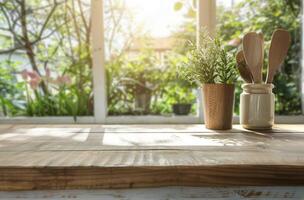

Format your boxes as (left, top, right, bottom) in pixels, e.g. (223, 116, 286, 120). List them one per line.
(126, 0, 184, 37)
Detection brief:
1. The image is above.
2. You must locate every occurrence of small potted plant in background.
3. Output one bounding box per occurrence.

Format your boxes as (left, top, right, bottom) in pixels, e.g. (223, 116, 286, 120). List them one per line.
(180, 30, 238, 130)
(171, 85, 196, 115)
(119, 51, 159, 115)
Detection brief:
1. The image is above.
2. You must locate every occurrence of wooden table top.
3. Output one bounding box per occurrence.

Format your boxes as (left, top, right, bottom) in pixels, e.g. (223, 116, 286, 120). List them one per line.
(0, 124, 303, 190)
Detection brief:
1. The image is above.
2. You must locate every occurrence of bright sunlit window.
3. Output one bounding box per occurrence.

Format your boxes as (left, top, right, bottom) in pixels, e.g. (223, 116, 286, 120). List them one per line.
(0, 0, 302, 123)
(104, 0, 198, 116)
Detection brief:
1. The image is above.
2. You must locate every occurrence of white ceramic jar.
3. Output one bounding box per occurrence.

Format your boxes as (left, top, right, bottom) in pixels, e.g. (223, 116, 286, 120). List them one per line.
(240, 84, 275, 130)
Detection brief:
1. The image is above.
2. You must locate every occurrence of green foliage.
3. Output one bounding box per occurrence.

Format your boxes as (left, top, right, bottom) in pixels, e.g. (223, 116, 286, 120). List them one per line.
(217, 0, 302, 115)
(174, 0, 301, 115)
(0, 0, 93, 118)
(149, 53, 197, 114)
(215, 39, 238, 84)
(167, 86, 196, 104)
(106, 50, 197, 115)
(180, 30, 238, 85)
(0, 0, 302, 117)
(174, 2, 183, 11)
(0, 62, 25, 116)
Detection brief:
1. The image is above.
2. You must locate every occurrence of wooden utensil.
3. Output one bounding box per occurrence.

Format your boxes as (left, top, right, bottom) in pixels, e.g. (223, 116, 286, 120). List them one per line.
(236, 50, 253, 83)
(266, 29, 291, 83)
(258, 33, 264, 81)
(243, 32, 263, 83)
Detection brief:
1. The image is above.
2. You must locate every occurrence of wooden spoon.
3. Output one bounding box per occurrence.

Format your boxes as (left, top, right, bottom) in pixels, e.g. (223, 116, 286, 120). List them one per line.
(243, 32, 263, 83)
(266, 29, 291, 83)
(258, 33, 264, 82)
(236, 50, 253, 83)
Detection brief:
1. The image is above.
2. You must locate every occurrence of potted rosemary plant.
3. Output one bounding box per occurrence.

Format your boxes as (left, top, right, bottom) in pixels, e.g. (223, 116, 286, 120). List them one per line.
(180, 31, 238, 130)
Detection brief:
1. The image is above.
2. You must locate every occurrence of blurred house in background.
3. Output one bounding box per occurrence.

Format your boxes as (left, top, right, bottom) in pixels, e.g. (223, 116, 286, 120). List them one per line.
(127, 37, 175, 66)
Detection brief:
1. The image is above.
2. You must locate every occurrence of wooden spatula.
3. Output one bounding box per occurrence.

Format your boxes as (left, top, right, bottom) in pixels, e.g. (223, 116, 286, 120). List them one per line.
(258, 33, 264, 81)
(236, 50, 253, 83)
(243, 32, 263, 83)
(266, 29, 291, 83)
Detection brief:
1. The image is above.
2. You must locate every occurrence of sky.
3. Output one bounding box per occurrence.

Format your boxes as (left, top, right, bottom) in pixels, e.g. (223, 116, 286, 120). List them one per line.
(126, 0, 240, 38)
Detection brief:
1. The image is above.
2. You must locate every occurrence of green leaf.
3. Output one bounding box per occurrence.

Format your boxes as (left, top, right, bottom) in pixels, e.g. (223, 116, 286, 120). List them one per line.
(174, 2, 183, 11)
(186, 9, 196, 18)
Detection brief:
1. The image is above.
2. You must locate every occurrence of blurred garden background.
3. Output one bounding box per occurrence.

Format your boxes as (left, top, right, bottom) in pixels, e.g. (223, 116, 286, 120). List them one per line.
(0, 0, 302, 117)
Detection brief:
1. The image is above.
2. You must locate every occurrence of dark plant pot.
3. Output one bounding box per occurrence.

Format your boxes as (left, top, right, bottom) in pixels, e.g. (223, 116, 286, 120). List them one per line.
(202, 84, 235, 130)
(172, 104, 192, 115)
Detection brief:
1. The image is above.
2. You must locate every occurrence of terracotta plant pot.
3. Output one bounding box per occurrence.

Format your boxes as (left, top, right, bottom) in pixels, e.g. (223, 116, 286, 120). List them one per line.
(202, 84, 235, 130)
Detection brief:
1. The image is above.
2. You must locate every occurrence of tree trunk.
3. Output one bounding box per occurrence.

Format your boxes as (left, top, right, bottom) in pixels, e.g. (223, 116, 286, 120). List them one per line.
(19, 0, 48, 95)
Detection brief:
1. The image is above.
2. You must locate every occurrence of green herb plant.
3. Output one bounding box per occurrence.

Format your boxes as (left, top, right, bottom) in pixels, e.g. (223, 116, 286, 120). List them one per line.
(180, 30, 238, 85)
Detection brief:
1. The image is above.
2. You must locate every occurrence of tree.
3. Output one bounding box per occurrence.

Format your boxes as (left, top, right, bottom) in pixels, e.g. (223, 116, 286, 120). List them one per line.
(0, 0, 62, 95)
(0, 0, 138, 116)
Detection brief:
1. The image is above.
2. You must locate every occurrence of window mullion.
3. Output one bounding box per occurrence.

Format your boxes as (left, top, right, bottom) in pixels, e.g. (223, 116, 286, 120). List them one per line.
(91, 0, 107, 123)
(197, 0, 216, 123)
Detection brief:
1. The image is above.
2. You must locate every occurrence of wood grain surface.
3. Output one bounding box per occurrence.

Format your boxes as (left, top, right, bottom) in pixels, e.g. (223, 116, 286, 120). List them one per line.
(1, 186, 304, 199)
(202, 84, 235, 130)
(0, 124, 303, 190)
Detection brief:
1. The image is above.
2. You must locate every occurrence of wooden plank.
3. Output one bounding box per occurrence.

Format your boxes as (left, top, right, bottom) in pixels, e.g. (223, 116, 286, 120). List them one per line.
(0, 124, 14, 133)
(1, 187, 304, 199)
(0, 124, 303, 190)
(0, 125, 304, 152)
(0, 134, 304, 152)
(0, 165, 304, 190)
(0, 150, 304, 167)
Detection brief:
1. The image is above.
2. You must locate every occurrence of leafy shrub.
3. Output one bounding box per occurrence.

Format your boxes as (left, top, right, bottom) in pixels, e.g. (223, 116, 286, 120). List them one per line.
(107, 50, 197, 115)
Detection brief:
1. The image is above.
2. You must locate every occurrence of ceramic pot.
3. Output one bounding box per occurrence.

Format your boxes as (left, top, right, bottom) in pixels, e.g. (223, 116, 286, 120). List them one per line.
(240, 83, 274, 130)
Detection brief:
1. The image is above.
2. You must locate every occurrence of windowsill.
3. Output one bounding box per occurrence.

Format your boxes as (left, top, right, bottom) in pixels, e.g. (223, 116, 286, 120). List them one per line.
(0, 124, 303, 190)
(1, 115, 304, 124)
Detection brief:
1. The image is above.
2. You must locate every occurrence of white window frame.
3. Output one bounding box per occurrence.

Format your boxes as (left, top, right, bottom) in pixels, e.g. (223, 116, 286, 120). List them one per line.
(1, 0, 304, 124)
(94, 0, 214, 124)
